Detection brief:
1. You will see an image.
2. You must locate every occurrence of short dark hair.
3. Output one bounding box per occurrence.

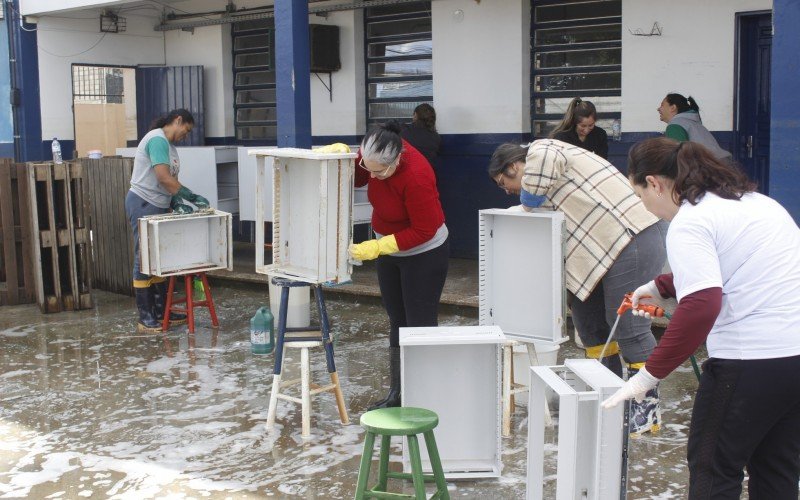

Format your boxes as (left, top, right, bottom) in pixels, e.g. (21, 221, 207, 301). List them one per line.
(488, 143, 527, 177)
(627, 137, 755, 205)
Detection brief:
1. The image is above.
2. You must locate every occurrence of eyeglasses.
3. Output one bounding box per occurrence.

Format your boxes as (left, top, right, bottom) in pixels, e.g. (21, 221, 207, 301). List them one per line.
(358, 157, 395, 177)
(494, 164, 516, 189)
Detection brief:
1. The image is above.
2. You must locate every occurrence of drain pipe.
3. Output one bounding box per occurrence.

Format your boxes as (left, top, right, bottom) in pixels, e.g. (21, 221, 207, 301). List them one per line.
(155, 0, 435, 31)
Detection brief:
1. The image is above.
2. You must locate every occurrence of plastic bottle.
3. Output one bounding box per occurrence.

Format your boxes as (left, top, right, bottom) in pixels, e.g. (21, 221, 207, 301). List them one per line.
(250, 306, 274, 355)
(51, 138, 63, 164)
(193, 276, 206, 300)
(611, 119, 622, 142)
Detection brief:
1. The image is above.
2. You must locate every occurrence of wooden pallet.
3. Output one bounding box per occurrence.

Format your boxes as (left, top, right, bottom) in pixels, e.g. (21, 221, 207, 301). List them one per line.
(27, 161, 92, 313)
(81, 157, 135, 296)
(0, 159, 36, 305)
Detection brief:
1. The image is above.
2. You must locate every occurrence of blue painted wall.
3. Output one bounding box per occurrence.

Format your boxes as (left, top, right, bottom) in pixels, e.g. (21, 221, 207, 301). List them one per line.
(0, 19, 13, 157)
(769, 0, 800, 221)
(6, 0, 42, 161)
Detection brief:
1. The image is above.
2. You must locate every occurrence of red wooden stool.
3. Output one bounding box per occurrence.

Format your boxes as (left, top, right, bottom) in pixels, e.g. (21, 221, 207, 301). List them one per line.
(162, 272, 219, 333)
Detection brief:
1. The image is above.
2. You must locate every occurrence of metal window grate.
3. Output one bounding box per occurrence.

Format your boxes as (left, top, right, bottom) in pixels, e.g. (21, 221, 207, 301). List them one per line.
(232, 19, 277, 142)
(365, 2, 433, 125)
(530, 0, 622, 138)
(72, 65, 125, 104)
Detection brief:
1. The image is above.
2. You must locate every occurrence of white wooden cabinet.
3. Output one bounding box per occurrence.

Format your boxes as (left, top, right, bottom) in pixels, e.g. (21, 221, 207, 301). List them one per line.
(479, 209, 567, 344)
(250, 148, 356, 285)
(400, 325, 505, 478)
(138, 211, 233, 277)
(117, 146, 239, 213)
(237, 146, 275, 222)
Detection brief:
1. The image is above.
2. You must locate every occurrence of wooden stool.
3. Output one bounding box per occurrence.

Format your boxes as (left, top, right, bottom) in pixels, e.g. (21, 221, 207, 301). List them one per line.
(162, 272, 219, 334)
(502, 341, 552, 436)
(355, 407, 450, 500)
(265, 277, 349, 439)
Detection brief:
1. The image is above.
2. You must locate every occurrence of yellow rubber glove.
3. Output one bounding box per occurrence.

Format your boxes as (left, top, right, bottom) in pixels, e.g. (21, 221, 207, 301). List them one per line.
(348, 235, 399, 261)
(313, 143, 351, 153)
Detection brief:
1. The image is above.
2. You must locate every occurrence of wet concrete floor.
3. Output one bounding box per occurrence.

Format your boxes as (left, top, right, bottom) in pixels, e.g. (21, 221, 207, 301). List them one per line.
(1, 282, 710, 498)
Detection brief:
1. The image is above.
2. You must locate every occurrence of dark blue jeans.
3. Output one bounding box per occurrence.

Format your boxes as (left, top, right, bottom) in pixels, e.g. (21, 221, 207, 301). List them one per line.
(125, 190, 168, 284)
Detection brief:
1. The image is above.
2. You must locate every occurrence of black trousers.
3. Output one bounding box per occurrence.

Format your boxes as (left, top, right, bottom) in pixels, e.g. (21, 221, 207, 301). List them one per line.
(376, 238, 449, 347)
(688, 354, 800, 499)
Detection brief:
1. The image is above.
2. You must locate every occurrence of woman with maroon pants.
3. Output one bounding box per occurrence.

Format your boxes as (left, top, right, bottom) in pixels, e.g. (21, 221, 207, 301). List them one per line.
(350, 121, 449, 411)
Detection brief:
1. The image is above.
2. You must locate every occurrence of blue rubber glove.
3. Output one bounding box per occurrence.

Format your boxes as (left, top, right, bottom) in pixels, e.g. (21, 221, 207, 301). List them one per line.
(520, 190, 546, 209)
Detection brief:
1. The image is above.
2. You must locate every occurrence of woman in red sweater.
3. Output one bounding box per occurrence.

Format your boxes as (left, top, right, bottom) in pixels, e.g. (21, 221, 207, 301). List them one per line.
(350, 121, 449, 410)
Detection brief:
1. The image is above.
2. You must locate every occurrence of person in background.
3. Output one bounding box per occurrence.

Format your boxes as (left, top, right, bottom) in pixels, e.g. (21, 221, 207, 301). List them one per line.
(604, 137, 800, 498)
(349, 121, 449, 410)
(488, 139, 667, 434)
(550, 97, 609, 159)
(401, 103, 441, 168)
(125, 109, 210, 333)
(658, 93, 732, 161)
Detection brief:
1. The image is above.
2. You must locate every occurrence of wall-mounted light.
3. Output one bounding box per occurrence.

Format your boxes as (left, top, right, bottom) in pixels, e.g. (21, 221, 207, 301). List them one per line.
(453, 9, 464, 22)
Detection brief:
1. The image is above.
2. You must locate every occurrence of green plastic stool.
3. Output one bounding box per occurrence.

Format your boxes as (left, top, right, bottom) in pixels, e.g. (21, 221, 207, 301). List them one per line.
(354, 407, 450, 500)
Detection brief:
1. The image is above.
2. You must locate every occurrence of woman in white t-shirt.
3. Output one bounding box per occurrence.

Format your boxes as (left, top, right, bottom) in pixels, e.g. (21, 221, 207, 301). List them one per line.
(603, 137, 800, 498)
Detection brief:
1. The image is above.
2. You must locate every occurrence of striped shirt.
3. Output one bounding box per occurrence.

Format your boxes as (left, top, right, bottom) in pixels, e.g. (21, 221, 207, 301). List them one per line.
(523, 139, 659, 300)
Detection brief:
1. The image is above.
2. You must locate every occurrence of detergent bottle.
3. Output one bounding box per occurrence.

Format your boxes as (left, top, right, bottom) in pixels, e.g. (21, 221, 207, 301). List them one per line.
(250, 306, 274, 355)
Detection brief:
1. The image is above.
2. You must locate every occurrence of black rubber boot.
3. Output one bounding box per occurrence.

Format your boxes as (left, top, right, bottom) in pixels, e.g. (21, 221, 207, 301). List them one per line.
(135, 287, 161, 333)
(367, 347, 401, 411)
(151, 281, 187, 326)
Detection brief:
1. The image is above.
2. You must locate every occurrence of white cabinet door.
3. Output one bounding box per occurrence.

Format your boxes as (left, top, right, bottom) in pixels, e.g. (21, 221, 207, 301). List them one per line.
(479, 209, 567, 343)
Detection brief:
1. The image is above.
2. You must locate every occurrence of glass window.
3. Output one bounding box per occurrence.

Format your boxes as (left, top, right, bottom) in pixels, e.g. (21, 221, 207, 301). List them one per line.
(234, 34, 271, 51)
(534, 24, 620, 46)
(368, 60, 432, 78)
(236, 89, 276, 105)
(232, 22, 276, 142)
(369, 81, 433, 100)
(535, 72, 620, 92)
(368, 40, 432, 58)
(536, 48, 621, 69)
(367, 17, 431, 38)
(531, 0, 621, 138)
(235, 52, 270, 69)
(534, 2, 620, 23)
(236, 107, 277, 123)
(365, 3, 433, 125)
(235, 71, 275, 87)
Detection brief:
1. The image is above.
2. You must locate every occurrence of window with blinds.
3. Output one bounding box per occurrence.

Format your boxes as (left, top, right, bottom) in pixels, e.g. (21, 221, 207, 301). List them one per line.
(364, 3, 433, 125)
(531, 0, 621, 138)
(232, 19, 276, 142)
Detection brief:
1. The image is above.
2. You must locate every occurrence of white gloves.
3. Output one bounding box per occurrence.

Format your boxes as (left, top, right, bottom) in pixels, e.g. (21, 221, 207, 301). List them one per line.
(601, 366, 659, 409)
(630, 280, 677, 318)
(506, 204, 527, 212)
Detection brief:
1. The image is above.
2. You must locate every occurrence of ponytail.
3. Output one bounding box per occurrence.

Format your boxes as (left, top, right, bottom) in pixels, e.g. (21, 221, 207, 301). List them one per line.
(361, 120, 403, 165)
(149, 108, 195, 131)
(664, 93, 700, 114)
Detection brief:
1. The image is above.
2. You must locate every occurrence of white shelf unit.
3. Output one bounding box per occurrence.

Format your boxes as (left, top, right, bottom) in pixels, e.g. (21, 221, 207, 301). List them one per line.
(250, 148, 357, 285)
(138, 211, 233, 277)
(238, 146, 372, 226)
(527, 359, 625, 500)
(478, 209, 567, 344)
(117, 146, 239, 213)
(400, 325, 505, 479)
